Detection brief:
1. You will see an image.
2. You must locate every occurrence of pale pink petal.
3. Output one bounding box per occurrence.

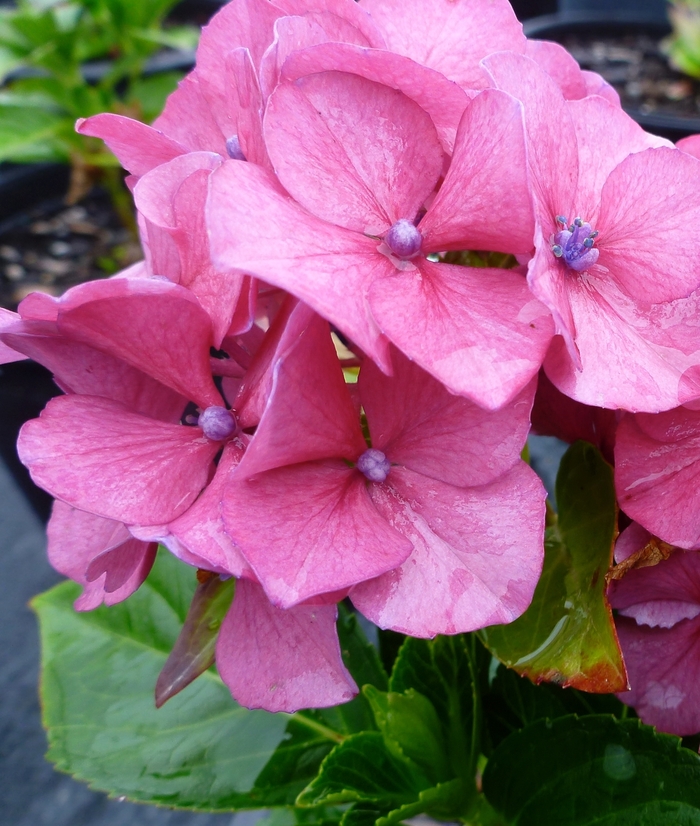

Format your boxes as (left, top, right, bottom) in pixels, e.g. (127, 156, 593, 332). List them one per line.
(76, 114, 185, 176)
(482, 51, 578, 221)
(359, 0, 525, 89)
(153, 72, 227, 154)
(207, 160, 391, 369)
(54, 277, 222, 409)
(0, 308, 27, 364)
(543, 276, 700, 412)
(420, 89, 534, 255)
(525, 39, 588, 100)
(368, 258, 553, 410)
(582, 70, 621, 105)
(350, 464, 546, 637)
(569, 96, 672, 223)
(237, 309, 366, 479)
(360, 349, 535, 487)
(19, 395, 219, 525)
(222, 462, 412, 607)
(615, 615, 700, 735)
(47, 500, 156, 610)
(265, 71, 443, 233)
(275, 0, 385, 47)
(615, 409, 700, 547)
(280, 42, 469, 154)
(598, 147, 700, 306)
(167, 441, 252, 577)
(1, 319, 187, 422)
(216, 579, 357, 712)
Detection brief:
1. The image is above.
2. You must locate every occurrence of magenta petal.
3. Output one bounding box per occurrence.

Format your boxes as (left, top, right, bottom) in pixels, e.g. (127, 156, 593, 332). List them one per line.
(360, 0, 525, 89)
(369, 258, 553, 409)
(55, 278, 221, 409)
(0, 308, 27, 364)
(599, 147, 700, 306)
(153, 72, 226, 154)
(237, 309, 366, 478)
(216, 579, 357, 712)
(265, 71, 443, 233)
(19, 395, 219, 524)
(168, 441, 252, 577)
(615, 409, 700, 548)
(360, 348, 535, 487)
(280, 43, 469, 154)
(76, 114, 185, 176)
(420, 89, 534, 255)
(224, 48, 268, 167)
(207, 160, 391, 369)
(351, 465, 546, 637)
(47, 501, 156, 610)
(222, 462, 412, 607)
(615, 615, 700, 735)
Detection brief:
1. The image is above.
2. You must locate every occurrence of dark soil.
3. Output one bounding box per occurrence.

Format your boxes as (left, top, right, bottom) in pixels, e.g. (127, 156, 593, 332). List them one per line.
(561, 29, 700, 119)
(0, 187, 141, 311)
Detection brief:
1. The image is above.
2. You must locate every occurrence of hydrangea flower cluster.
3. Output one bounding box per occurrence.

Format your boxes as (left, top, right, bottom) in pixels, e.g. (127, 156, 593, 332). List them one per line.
(4, 0, 700, 729)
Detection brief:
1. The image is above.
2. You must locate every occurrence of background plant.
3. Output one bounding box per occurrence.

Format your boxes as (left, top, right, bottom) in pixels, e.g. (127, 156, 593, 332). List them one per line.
(665, 0, 700, 79)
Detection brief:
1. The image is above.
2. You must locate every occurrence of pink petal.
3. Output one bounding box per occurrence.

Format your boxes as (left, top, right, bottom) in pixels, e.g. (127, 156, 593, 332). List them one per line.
(360, 348, 535, 487)
(482, 51, 578, 221)
(76, 114, 185, 176)
(224, 48, 268, 167)
(359, 0, 525, 90)
(525, 39, 588, 100)
(237, 309, 366, 479)
(216, 579, 357, 712)
(167, 441, 252, 577)
(222, 462, 412, 607)
(615, 408, 700, 548)
(19, 395, 219, 525)
(264, 71, 443, 233)
(55, 277, 222, 409)
(47, 500, 156, 610)
(0, 308, 27, 364)
(207, 160, 391, 369)
(368, 258, 553, 409)
(420, 89, 534, 255)
(2, 319, 187, 422)
(351, 464, 546, 637)
(678, 134, 700, 159)
(543, 276, 700, 412)
(614, 522, 651, 564)
(581, 70, 620, 105)
(153, 72, 226, 154)
(280, 42, 469, 154)
(598, 147, 700, 306)
(275, 0, 385, 47)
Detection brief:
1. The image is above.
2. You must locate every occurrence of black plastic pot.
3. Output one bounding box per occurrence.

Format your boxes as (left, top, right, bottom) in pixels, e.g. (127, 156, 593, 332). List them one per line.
(558, 0, 670, 24)
(524, 11, 700, 142)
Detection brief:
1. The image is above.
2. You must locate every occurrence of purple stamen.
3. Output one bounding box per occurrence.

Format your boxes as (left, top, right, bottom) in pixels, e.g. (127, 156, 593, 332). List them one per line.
(226, 135, 246, 161)
(551, 215, 599, 272)
(357, 448, 391, 483)
(199, 406, 238, 441)
(385, 219, 422, 260)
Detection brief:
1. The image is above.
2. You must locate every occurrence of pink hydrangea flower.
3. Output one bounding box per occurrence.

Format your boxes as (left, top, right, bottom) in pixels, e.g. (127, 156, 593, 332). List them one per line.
(609, 523, 700, 735)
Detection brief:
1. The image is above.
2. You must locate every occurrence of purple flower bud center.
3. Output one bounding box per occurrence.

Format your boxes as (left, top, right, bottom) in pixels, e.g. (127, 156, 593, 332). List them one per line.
(199, 406, 237, 441)
(551, 216, 599, 272)
(357, 448, 391, 483)
(385, 219, 422, 260)
(226, 135, 246, 161)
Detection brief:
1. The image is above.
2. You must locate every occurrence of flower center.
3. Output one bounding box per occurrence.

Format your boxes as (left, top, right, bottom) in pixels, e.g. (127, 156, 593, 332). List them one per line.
(199, 405, 238, 441)
(226, 135, 246, 161)
(385, 219, 422, 260)
(551, 216, 599, 272)
(357, 448, 391, 483)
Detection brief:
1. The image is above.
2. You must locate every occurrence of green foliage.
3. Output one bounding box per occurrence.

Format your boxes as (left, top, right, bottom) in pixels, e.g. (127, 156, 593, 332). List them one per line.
(665, 1, 700, 80)
(480, 441, 626, 693)
(483, 716, 700, 825)
(0, 0, 197, 166)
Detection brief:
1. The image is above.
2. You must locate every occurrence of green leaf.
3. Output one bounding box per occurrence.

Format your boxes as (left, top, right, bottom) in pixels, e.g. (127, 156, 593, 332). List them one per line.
(32, 552, 293, 811)
(363, 686, 450, 784)
(127, 70, 183, 122)
(0, 103, 66, 161)
(483, 715, 700, 825)
(389, 635, 479, 782)
(341, 803, 389, 826)
(155, 572, 235, 708)
(480, 441, 626, 693)
(297, 732, 428, 807)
